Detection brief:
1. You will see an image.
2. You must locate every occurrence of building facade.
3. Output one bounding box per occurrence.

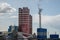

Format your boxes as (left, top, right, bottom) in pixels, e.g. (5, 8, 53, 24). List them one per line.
(50, 34, 59, 40)
(37, 28, 47, 40)
(18, 7, 32, 34)
(8, 25, 18, 32)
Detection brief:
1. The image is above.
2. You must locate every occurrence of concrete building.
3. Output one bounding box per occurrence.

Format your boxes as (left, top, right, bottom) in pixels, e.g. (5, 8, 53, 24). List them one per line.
(18, 7, 32, 34)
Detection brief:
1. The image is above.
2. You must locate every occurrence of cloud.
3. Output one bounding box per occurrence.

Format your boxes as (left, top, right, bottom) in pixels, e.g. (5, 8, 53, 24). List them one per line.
(0, 13, 4, 16)
(42, 0, 51, 3)
(10, 16, 18, 18)
(33, 14, 60, 34)
(0, 3, 16, 15)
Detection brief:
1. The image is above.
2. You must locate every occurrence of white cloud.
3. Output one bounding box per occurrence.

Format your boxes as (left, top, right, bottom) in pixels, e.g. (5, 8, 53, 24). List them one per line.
(0, 3, 16, 15)
(33, 14, 60, 35)
(33, 14, 60, 27)
(0, 13, 4, 16)
(10, 16, 18, 18)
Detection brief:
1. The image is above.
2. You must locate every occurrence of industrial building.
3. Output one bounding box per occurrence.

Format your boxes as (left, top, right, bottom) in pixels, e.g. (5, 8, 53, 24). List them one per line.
(50, 34, 59, 40)
(37, 3, 47, 40)
(8, 25, 18, 40)
(8, 25, 12, 32)
(18, 7, 32, 34)
(8, 25, 18, 32)
(37, 28, 47, 40)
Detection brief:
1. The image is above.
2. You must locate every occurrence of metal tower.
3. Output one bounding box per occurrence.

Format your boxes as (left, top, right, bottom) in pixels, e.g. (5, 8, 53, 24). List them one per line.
(39, 8, 42, 28)
(38, 0, 42, 28)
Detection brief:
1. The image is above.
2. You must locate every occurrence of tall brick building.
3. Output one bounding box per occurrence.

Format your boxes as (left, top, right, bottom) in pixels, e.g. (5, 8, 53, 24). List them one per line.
(18, 7, 32, 34)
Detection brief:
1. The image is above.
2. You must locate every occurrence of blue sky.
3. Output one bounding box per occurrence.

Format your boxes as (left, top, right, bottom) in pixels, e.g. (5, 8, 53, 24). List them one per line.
(0, 0, 60, 37)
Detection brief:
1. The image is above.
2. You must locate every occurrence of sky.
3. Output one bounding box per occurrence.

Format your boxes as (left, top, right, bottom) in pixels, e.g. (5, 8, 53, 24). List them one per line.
(0, 0, 60, 37)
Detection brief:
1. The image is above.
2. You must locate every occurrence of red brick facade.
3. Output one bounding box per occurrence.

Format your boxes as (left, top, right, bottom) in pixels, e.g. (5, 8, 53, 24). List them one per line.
(18, 7, 32, 34)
